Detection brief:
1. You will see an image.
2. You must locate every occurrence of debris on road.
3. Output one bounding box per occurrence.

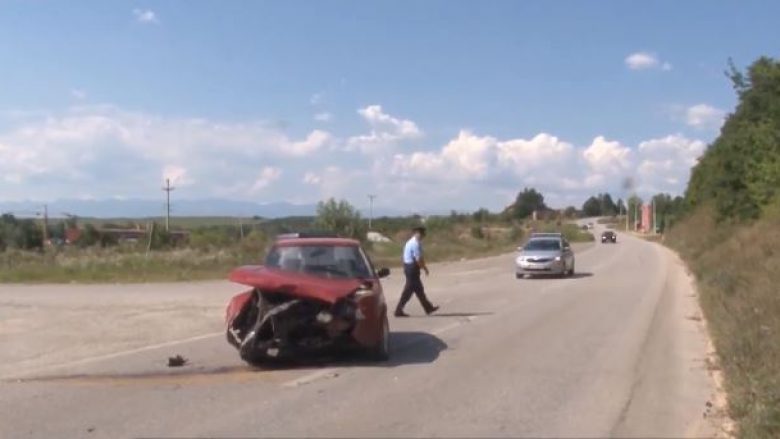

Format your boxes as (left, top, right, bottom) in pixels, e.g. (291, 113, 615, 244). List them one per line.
(167, 355, 188, 367)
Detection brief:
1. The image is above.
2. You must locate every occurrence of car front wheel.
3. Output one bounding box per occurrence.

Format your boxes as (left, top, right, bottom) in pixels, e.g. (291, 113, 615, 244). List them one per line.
(368, 314, 390, 361)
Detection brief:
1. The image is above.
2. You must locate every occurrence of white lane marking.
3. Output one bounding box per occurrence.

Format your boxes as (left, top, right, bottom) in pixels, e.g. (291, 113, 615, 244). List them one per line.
(282, 368, 339, 388)
(1, 331, 223, 380)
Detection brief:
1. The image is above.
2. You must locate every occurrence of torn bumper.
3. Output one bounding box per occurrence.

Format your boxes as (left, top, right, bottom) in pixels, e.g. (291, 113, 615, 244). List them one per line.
(226, 288, 381, 362)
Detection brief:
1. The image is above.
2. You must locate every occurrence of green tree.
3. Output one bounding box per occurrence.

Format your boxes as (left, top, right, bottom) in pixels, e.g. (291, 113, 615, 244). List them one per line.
(582, 196, 602, 217)
(687, 56, 780, 221)
(0, 214, 43, 250)
(472, 208, 491, 223)
(510, 188, 547, 219)
(600, 193, 618, 216)
(315, 198, 366, 240)
(76, 224, 101, 248)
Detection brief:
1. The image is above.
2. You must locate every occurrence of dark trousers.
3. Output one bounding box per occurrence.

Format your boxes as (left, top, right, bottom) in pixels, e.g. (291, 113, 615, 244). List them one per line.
(396, 263, 434, 313)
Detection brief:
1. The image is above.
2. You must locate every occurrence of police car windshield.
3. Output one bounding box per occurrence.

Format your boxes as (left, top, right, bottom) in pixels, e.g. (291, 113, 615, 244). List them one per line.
(523, 239, 561, 251)
(265, 245, 372, 279)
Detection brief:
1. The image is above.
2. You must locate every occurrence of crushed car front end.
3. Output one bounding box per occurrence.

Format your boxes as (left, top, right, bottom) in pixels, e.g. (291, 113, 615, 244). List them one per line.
(225, 265, 388, 364)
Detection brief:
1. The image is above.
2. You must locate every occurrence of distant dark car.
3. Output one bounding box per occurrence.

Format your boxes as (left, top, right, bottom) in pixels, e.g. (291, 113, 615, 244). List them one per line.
(601, 231, 617, 243)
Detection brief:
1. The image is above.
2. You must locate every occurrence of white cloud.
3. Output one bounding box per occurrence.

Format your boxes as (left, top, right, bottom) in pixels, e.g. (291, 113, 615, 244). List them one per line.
(316, 166, 366, 199)
(310, 92, 324, 105)
(625, 52, 671, 71)
(0, 105, 332, 199)
(133, 9, 159, 24)
(582, 136, 631, 172)
(162, 165, 193, 186)
(0, 102, 710, 210)
(251, 167, 282, 192)
(358, 105, 421, 137)
(496, 133, 574, 175)
(347, 105, 422, 154)
(392, 131, 496, 180)
(302, 172, 321, 185)
(288, 130, 331, 156)
(314, 112, 332, 122)
(70, 89, 87, 100)
(636, 134, 706, 193)
(685, 104, 725, 129)
(441, 130, 496, 178)
(387, 129, 707, 206)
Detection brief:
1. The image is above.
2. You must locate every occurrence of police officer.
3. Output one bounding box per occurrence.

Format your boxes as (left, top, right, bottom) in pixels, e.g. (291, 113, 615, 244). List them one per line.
(395, 226, 439, 317)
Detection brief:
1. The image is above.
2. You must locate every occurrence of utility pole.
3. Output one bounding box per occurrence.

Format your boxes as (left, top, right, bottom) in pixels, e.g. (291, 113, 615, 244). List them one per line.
(367, 194, 376, 231)
(162, 178, 175, 232)
(635, 200, 640, 232)
(623, 198, 631, 232)
(653, 197, 657, 234)
(42, 204, 49, 246)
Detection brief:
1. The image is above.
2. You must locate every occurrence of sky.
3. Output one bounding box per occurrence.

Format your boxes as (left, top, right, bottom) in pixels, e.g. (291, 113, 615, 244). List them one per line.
(1, 0, 779, 213)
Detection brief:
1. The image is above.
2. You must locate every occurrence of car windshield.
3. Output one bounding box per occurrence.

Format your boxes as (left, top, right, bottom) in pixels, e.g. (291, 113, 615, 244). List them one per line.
(523, 239, 561, 251)
(265, 245, 372, 279)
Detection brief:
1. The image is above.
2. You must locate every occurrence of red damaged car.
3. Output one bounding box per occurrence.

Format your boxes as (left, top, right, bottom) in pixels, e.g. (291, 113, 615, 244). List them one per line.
(225, 233, 391, 364)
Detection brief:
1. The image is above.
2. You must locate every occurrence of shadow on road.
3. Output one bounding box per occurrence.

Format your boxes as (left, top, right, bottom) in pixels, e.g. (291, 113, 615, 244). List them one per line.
(412, 311, 494, 318)
(320, 331, 448, 368)
(567, 273, 594, 279)
(520, 272, 594, 280)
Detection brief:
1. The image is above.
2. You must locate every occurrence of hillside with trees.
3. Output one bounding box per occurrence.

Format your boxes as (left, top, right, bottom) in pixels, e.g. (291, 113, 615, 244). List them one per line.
(667, 56, 780, 438)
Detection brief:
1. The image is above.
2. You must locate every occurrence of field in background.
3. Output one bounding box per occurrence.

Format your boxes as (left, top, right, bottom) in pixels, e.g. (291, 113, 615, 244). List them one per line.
(666, 207, 780, 437)
(78, 216, 267, 229)
(0, 216, 592, 283)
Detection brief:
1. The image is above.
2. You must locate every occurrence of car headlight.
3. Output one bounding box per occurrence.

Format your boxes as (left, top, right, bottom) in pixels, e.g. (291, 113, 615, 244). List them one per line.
(554, 256, 562, 261)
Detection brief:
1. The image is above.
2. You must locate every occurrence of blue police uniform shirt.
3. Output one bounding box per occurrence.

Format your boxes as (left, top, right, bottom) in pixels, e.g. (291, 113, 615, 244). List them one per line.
(403, 236, 422, 264)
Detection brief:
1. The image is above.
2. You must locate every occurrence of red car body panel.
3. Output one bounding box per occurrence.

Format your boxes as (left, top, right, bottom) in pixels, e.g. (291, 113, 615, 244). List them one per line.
(228, 265, 365, 304)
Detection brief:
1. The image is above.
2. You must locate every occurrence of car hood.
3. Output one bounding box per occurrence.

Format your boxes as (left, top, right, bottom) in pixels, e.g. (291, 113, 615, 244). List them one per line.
(228, 265, 365, 304)
(518, 250, 562, 259)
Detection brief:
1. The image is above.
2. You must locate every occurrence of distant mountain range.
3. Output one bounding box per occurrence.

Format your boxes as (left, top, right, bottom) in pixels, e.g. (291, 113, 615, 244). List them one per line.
(0, 198, 408, 219)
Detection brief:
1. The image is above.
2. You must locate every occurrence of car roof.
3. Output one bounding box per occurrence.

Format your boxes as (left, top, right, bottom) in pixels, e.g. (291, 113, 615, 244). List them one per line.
(275, 237, 360, 247)
(530, 232, 563, 237)
(526, 236, 562, 243)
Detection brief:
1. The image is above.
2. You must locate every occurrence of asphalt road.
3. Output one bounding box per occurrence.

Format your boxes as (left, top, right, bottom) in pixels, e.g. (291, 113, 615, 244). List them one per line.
(0, 226, 721, 438)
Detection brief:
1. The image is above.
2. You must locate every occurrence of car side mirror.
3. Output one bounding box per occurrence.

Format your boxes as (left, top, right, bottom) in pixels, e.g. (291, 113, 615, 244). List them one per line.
(377, 268, 390, 279)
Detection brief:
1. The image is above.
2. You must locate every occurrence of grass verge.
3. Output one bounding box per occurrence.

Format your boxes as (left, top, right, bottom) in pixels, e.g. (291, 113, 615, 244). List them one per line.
(666, 206, 780, 438)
